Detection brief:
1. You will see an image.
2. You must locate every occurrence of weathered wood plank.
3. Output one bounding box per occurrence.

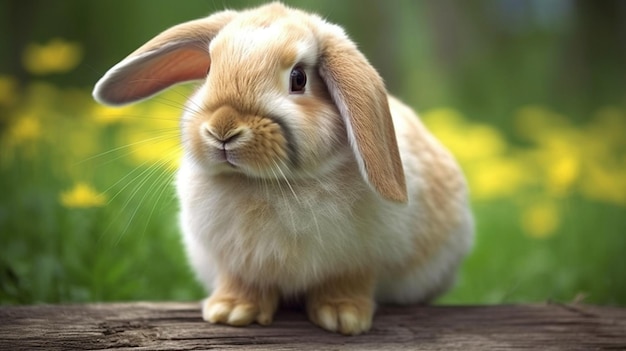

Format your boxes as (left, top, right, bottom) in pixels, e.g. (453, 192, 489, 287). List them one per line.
(1, 302, 625, 350)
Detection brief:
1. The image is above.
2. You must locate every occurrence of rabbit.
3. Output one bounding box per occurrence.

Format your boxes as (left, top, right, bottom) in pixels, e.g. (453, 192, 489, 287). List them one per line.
(92, 2, 473, 335)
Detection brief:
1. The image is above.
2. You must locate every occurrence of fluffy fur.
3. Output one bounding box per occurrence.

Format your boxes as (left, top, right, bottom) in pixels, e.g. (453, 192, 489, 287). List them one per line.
(93, 2, 473, 335)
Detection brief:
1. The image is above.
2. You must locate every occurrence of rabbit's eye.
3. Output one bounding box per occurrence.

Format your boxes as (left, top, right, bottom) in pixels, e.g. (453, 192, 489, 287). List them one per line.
(290, 67, 307, 94)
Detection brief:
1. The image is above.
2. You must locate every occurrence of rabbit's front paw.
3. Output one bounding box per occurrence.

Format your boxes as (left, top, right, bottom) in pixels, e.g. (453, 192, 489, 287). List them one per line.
(306, 272, 376, 335)
(202, 282, 279, 326)
(307, 298, 374, 335)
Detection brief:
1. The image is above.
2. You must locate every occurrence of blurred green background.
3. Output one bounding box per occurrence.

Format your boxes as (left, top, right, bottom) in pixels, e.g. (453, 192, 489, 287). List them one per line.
(1, 0, 625, 306)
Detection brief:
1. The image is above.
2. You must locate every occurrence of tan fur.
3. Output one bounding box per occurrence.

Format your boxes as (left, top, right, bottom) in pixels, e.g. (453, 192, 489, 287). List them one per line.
(93, 2, 474, 336)
(318, 33, 407, 203)
(203, 273, 280, 326)
(386, 97, 468, 274)
(307, 270, 376, 335)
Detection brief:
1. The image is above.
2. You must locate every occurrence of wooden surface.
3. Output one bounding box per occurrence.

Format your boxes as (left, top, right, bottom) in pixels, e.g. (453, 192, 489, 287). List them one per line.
(1, 302, 625, 350)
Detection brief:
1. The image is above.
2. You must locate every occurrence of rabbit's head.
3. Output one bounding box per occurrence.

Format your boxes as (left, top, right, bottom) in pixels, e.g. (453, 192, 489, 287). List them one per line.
(93, 2, 407, 202)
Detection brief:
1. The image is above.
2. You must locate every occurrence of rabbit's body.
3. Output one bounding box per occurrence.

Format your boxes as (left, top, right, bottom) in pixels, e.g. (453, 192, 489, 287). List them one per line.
(93, 2, 473, 335)
(178, 96, 472, 303)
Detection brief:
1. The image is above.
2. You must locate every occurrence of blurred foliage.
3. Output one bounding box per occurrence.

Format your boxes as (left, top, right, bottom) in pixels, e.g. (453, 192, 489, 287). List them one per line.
(0, 1, 625, 306)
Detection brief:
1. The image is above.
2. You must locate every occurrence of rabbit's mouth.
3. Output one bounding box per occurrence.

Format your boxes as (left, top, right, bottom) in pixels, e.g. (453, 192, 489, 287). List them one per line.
(216, 147, 238, 168)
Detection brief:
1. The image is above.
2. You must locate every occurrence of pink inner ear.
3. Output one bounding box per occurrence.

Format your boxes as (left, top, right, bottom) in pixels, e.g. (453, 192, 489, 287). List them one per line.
(96, 46, 210, 105)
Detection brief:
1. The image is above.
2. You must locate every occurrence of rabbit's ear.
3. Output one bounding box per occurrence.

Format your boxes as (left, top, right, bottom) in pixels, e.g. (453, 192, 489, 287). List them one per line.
(318, 29, 407, 203)
(93, 10, 237, 106)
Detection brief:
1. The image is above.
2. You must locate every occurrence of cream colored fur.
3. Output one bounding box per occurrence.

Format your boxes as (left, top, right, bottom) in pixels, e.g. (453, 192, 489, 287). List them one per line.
(93, 2, 473, 335)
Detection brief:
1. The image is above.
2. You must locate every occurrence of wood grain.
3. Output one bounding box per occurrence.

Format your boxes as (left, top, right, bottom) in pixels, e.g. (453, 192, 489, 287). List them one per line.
(1, 302, 625, 350)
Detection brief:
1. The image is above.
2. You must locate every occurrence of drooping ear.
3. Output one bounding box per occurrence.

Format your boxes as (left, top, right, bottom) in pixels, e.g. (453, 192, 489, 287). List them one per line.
(318, 27, 408, 203)
(93, 10, 238, 106)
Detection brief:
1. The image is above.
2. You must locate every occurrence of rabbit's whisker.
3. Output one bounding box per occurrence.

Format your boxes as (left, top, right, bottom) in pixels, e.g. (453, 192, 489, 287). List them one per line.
(78, 131, 179, 166)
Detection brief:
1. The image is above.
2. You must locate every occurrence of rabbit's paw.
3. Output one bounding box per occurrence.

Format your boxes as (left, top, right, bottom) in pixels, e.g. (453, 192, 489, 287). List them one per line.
(202, 287, 278, 326)
(307, 298, 374, 335)
(306, 272, 376, 335)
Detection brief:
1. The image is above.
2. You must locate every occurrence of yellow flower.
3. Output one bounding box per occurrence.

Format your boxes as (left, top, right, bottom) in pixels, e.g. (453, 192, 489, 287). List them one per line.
(423, 107, 530, 200)
(22, 38, 83, 75)
(575, 107, 626, 206)
(580, 165, 626, 206)
(528, 132, 582, 197)
(9, 113, 42, 143)
(547, 154, 580, 196)
(422, 108, 466, 157)
(117, 90, 184, 171)
(468, 157, 529, 200)
(60, 182, 108, 208)
(423, 108, 507, 163)
(463, 124, 507, 161)
(521, 200, 560, 239)
(2, 108, 44, 167)
(92, 104, 141, 125)
(122, 128, 181, 171)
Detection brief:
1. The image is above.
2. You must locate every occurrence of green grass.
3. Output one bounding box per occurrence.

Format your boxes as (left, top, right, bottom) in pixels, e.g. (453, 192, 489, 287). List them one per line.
(442, 199, 626, 305)
(1, 148, 204, 304)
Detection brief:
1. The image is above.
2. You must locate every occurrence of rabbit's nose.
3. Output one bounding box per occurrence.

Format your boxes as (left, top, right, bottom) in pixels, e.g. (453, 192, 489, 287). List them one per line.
(205, 126, 241, 143)
(203, 123, 245, 147)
